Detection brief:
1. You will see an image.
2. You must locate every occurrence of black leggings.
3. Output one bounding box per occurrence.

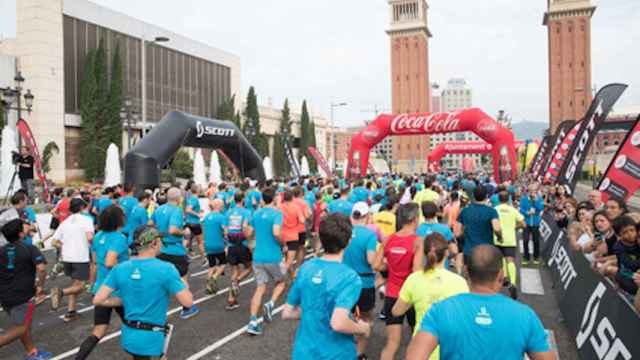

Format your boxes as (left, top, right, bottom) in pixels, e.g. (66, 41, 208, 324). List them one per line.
(523, 225, 540, 260)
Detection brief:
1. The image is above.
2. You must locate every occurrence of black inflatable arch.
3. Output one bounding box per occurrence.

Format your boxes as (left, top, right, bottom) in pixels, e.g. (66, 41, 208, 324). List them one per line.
(124, 111, 265, 189)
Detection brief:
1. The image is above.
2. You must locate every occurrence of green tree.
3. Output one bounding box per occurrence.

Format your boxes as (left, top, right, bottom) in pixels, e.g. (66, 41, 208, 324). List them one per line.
(79, 49, 99, 180)
(308, 120, 318, 173)
(299, 100, 310, 162)
(106, 43, 124, 151)
(216, 95, 241, 177)
(243, 87, 268, 156)
(171, 149, 193, 179)
(272, 134, 286, 178)
(41, 141, 60, 175)
(275, 99, 293, 177)
(93, 39, 110, 179)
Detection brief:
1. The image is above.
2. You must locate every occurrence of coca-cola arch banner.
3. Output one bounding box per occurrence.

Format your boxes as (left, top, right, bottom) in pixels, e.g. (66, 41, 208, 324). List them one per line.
(535, 120, 576, 181)
(347, 108, 518, 182)
(598, 114, 640, 202)
(427, 140, 525, 172)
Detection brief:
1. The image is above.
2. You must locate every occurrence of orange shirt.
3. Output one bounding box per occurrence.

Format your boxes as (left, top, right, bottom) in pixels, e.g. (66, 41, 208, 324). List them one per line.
(293, 198, 311, 233)
(280, 201, 302, 242)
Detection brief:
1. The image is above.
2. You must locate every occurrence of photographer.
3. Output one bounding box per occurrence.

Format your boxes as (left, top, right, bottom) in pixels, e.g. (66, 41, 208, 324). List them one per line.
(16, 147, 35, 201)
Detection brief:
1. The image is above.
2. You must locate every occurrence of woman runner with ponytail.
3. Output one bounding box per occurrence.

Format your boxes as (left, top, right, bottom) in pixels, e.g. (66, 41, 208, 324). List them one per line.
(391, 232, 469, 359)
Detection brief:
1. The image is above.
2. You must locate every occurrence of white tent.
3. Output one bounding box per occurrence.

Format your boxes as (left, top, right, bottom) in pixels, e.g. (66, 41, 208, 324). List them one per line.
(104, 143, 121, 187)
(193, 149, 207, 187)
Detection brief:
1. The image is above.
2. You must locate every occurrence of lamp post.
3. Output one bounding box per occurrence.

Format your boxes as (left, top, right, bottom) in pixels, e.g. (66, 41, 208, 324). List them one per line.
(120, 97, 139, 151)
(141, 36, 170, 137)
(1, 71, 35, 146)
(330, 102, 347, 171)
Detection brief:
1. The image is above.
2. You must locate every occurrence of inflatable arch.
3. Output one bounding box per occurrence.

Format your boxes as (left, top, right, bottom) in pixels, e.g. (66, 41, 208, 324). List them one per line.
(125, 111, 265, 189)
(347, 109, 517, 183)
(428, 140, 526, 172)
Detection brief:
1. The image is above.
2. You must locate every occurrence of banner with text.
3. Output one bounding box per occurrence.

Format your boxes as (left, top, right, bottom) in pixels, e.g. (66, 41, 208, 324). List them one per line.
(308, 147, 332, 178)
(528, 135, 551, 174)
(16, 118, 49, 202)
(283, 138, 301, 178)
(535, 120, 575, 180)
(544, 122, 581, 184)
(556, 83, 628, 194)
(539, 213, 638, 360)
(598, 114, 640, 202)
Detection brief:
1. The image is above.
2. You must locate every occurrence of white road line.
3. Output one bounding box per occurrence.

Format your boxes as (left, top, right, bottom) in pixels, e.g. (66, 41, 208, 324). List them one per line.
(49, 277, 255, 360)
(520, 268, 545, 295)
(190, 269, 209, 277)
(186, 305, 285, 360)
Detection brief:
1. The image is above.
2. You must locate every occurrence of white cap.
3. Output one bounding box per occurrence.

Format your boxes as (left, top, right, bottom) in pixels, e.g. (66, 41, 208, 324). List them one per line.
(352, 202, 370, 218)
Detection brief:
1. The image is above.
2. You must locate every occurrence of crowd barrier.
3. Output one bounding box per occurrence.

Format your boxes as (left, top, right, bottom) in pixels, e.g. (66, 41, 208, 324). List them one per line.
(539, 213, 638, 360)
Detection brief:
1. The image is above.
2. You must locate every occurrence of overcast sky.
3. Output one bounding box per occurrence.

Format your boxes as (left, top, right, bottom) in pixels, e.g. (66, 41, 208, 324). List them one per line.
(1, 0, 638, 127)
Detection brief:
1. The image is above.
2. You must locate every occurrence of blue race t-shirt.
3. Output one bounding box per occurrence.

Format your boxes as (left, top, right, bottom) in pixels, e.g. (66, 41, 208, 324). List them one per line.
(287, 258, 362, 360)
(244, 189, 263, 212)
(457, 203, 499, 255)
(119, 196, 138, 234)
(304, 191, 316, 211)
(152, 204, 186, 256)
(251, 207, 284, 264)
(342, 224, 378, 288)
(104, 258, 186, 357)
(96, 197, 114, 214)
(185, 195, 201, 224)
(328, 199, 354, 217)
(349, 187, 369, 203)
(22, 207, 37, 246)
(226, 207, 252, 247)
(202, 211, 226, 254)
(420, 293, 550, 360)
(416, 223, 454, 242)
(91, 231, 129, 294)
(127, 205, 149, 245)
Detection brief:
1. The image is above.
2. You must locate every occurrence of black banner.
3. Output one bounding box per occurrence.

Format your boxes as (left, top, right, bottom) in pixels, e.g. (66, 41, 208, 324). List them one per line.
(528, 135, 551, 174)
(598, 114, 640, 202)
(539, 213, 638, 360)
(283, 137, 301, 178)
(557, 84, 628, 195)
(536, 120, 576, 180)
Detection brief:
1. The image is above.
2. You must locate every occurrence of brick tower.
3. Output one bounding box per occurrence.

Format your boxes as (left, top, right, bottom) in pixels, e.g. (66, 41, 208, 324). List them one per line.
(544, 0, 596, 133)
(387, 0, 431, 172)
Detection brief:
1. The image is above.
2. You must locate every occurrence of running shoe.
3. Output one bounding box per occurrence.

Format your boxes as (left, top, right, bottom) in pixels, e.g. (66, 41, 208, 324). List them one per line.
(378, 285, 386, 300)
(357, 354, 369, 360)
(26, 349, 53, 360)
(62, 311, 79, 323)
(521, 259, 529, 266)
(180, 305, 200, 319)
(533, 259, 541, 266)
(378, 311, 386, 321)
(508, 284, 519, 300)
(231, 280, 240, 298)
(263, 302, 274, 323)
(50, 287, 62, 310)
(202, 258, 209, 267)
(246, 322, 263, 335)
(225, 300, 240, 311)
(206, 277, 218, 295)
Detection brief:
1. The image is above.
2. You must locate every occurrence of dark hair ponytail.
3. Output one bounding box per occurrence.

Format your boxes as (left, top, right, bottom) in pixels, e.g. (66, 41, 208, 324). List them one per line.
(423, 232, 448, 272)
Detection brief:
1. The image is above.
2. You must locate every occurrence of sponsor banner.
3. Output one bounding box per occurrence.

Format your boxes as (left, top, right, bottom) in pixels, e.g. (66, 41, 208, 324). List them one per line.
(598, 114, 640, 202)
(283, 138, 301, 178)
(536, 120, 576, 180)
(540, 213, 638, 360)
(528, 135, 550, 174)
(16, 119, 49, 202)
(544, 122, 581, 184)
(390, 112, 462, 135)
(557, 84, 628, 194)
(308, 147, 332, 178)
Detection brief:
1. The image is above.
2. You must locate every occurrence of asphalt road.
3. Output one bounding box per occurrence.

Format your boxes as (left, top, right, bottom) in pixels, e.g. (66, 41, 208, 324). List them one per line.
(0, 240, 579, 360)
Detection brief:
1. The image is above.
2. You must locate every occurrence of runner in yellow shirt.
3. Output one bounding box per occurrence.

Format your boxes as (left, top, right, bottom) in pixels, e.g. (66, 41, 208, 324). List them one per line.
(494, 191, 525, 299)
(413, 179, 440, 223)
(391, 232, 469, 360)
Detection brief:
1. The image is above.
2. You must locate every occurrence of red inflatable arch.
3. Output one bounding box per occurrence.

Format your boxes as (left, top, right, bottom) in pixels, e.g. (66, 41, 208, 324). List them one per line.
(428, 140, 526, 172)
(347, 108, 517, 183)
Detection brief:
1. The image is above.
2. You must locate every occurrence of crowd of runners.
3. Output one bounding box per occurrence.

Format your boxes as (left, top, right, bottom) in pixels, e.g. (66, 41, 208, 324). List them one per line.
(1, 170, 638, 359)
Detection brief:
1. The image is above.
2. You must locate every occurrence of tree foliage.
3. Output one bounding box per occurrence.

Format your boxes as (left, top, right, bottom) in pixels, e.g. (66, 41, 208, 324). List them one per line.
(171, 149, 193, 179)
(272, 133, 286, 178)
(79, 49, 100, 180)
(308, 119, 318, 173)
(299, 100, 310, 161)
(106, 43, 124, 151)
(242, 87, 268, 157)
(275, 99, 293, 177)
(216, 95, 242, 179)
(41, 141, 60, 175)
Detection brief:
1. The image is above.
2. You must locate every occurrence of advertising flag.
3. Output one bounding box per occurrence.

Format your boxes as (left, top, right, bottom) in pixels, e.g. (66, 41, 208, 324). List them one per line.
(598, 114, 640, 201)
(535, 120, 575, 180)
(16, 118, 49, 202)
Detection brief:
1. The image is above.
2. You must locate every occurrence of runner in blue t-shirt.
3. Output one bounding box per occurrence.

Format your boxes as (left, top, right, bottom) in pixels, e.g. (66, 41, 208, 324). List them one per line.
(76, 206, 129, 360)
(456, 186, 502, 265)
(118, 184, 138, 239)
(225, 192, 254, 310)
(406, 245, 552, 360)
(184, 184, 204, 258)
(93, 226, 194, 359)
(127, 193, 151, 246)
(244, 185, 263, 212)
(342, 202, 378, 358)
(416, 201, 457, 270)
(93, 187, 115, 216)
(202, 199, 227, 295)
(283, 213, 371, 360)
(246, 187, 286, 335)
(151, 187, 199, 319)
(328, 188, 355, 217)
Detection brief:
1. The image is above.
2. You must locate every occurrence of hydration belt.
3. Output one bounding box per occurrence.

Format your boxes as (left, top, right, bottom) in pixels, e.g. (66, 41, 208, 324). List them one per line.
(227, 232, 246, 245)
(358, 272, 376, 277)
(123, 319, 170, 334)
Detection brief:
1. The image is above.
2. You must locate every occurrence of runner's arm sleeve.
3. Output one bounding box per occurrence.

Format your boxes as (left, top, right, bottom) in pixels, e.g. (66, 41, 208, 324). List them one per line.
(398, 276, 413, 304)
(29, 245, 47, 265)
(526, 309, 551, 353)
(419, 302, 442, 339)
(334, 273, 362, 310)
(164, 265, 187, 295)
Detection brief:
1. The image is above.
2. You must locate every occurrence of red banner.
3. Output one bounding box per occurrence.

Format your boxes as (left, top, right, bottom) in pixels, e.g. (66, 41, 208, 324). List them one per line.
(598, 114, 640, 201)
(544, 122, 581, 184)
(308, 147, 333, 178)
(216, 149, 240, 179)
(16, 119, 50, 202)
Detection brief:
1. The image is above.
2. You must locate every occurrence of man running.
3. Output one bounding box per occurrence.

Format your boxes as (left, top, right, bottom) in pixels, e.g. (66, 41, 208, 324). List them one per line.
(184, 183, 204, 258)
(151, 187, 199, 319)
(118, 184, 138, 241)
(282, 213, 371, 359)
(280, 190, 304, 276)
(93, 226, 194, 360)
(328, 187, 355, 217)
(0, 219, 51, 360)
(292, 186, 312, 269)
(51, 198, 94, 322)
(417, 201, 458, 269)
(127, 192, 151, 246)
(495, 191, 525, 299)
(246, 187, 286, 335)
(342, 202, 378, 359)
(406, 245, 554, 360)
(202, 199, 227, 295)
(225, 192, 254, 310)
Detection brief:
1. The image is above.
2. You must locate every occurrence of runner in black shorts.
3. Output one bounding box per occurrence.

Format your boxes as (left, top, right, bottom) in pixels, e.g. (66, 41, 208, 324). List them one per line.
(157, 253, 189, 277)
(224, 192, 254, 310)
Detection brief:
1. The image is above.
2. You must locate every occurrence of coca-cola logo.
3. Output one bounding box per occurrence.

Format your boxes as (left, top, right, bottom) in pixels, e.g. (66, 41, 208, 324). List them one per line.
(390, 112, 460, 135)
(476, 118, 498, 137)
(362, 128, 380, 141)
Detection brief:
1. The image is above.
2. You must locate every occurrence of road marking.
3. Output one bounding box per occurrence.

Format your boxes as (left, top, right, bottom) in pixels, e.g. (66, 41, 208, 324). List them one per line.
(186, 305, 285, 360)
(520, 268, 545, 295)
(191, 269, 210, 277)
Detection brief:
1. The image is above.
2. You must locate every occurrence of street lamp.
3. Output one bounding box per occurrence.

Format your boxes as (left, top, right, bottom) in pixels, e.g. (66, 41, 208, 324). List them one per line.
(120, 97, 139, 151)
(141, 35, 170, 137)
(330, 102, 347, 170)
(1, 71, 35, 144)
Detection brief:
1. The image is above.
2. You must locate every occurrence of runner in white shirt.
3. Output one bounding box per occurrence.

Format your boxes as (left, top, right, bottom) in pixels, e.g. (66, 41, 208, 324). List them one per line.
(50, 198, 95, 322)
